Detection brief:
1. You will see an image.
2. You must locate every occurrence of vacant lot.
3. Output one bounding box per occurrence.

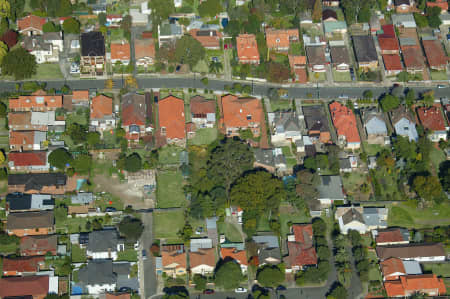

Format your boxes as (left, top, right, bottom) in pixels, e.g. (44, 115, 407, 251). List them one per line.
(388, 201, 450, 228)
(153, 210, 185, 241)
(156, 170, 186, 208)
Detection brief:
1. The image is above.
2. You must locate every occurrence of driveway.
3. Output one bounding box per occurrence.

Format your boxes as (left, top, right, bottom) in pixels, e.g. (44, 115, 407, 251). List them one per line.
(139, 212, 157, 298)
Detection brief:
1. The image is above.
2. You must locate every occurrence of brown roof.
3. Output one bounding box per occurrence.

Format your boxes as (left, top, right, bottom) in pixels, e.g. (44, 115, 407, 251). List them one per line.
(330, 46, 350, 65)
(106, 293, 131, 299)
(422, 39, 448, 68)
(189, 248, 216, 268)
(402, 47, 425, 69)
(0, 276, 49, 298)
(285, 242, 318, 267)
(91, 94, 113, 120)
(190, 29, 222, 48)
(288, 55, 307, 69)
(161, 250, 187, 268)
(9, 131, 35, 146)
(8, 151, 47, 167)
(322, 9, 338, 21)
(122, 93, 146, 126)
(417, 104, 446, 131)
(382, 54, 403, 71)
(190, 95, 216, 115)
(72, 90, 89, 102)
(390, 105, 416, 125)
(376, 243, 446, 260)
(7, 211, 54, 230)
(17, 15, 46, 32)
(378, 36, 400, 51)
(68, 205, 89, 214)
(111, 42, 131, 61)
(221, 94, 263, 130)
(306, 46, 326, 65)
(2, 256, 45, 274)
(380, 257, 406, 279)
(20, 235, 57, 256)
(376, 228, 408, 244)
(8, 112, 32, 128)
(134, 38, 155, 60)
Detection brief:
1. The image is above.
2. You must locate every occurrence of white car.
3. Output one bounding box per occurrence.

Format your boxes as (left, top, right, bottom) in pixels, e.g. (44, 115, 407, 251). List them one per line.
(235, 287, 247, 293)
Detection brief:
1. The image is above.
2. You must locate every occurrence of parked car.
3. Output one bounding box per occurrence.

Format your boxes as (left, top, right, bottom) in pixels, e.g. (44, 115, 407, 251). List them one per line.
(142, 249, 147, 260)
(349, 68, 356, 81)
(203, 289, 215, 294)
(119, 287, 132, 293)
(235, 287, 248, 293)
(437, 85, 446, 89)
(105, 207, 116, 212)
(212, 56, 219, 62)
(276, 285, 286, 291)
(338, 94, 349, 99)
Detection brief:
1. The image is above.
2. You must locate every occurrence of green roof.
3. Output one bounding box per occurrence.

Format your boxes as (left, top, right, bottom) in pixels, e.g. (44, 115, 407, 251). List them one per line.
(324, 21, 347, 34)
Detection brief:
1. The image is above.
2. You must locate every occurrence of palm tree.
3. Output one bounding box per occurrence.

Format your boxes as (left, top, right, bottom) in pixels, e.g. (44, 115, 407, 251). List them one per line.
(209, 60, 223, 74)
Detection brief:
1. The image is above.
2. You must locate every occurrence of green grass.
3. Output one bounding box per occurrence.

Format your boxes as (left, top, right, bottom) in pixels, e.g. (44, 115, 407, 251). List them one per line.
(153, 210, 185, 240)
(158, 145, 185, 165)
(279, 205, 311, 238)
(95, 193, 124, 211)
(0, 242, 18, 255)
(430, 146, 445, 172)
(109, 28, 125, 42)
(270, 100, 293, 112)
(363, 142, 386, 156)
(371, 168, 403, 201)
(156, 170, 186, 208)
(286, 157, 298, 168)
(430, 70, 448, 81)
(218, 222, 243, 242)
(342, 172, 372, 201)
(56, 216, 111, 234)
(257, 214, 272, 232)
(117, 248, 138, 262)
(71, 244, 87, 263)
(388, 201, 450, 228)
(193, 59, 209, 73)
(422, 263, 450, 277)
(332, 70, 351, 82)
(309, 71, 326, 82)
(31, 63, 63, 80)
(369, 265, 382, 281)
(66, 109, 89, 126)
(189, 128, 218, 145)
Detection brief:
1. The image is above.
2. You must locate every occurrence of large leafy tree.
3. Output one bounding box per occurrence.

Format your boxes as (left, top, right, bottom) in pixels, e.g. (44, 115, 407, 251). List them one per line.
(149, 0, 174, 24)
(214, 261, 244, 290)
(48, 148, 73, 170)
(9, 0, 25, 22)
(43, 21, 60, 33)
(0, 0, 10, 18)
(63, 17, 80, 34)
(118, 216, 144, 242)
(175, 35, 205, 69)
(380, 94, 400, 112)
(198, 0, 222, 18)
(439, 161, 450, 192)
(1, 47, 37, 80)
(256, 265, 285, 287)
(413, 175, 443, 203)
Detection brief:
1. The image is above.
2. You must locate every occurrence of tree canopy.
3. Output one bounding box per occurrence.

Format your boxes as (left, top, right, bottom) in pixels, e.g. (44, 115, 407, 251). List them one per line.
(149, 0, 175, 24)
(48, 148, 73, 170)
(214, 261, 244, 290)
(118, 217, 144, 242)
(175, 35, 205, 68)
(413, 175, 443, 203)
(1, 47, 37, 80)
(43, 21, 60, 32)
(198, 0, 222, 18)
(380, 94, 400, 112)
(256, 265, 285, 287)
(63, 17, 80, 34)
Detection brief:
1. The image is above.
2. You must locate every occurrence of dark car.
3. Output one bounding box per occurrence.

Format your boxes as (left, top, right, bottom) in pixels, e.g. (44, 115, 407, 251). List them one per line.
(119, 287, 132, 293)
(176, 65, 181, 72)
(203, 289, 215, 294)
(276, 285, 286, 291)
(105, 207, 116, 212)
(349, 68, 356, 81)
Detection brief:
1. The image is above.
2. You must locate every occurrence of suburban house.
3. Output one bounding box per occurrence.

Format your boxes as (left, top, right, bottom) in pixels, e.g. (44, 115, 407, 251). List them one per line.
(416, 105, 447, 142)
(330, 46, 351, 72)
(220, 247, 248, 273)
(284, 224, 317, 272)
(221, 94, 263, 138)
(18, 15, 46, 36)
(378, 36, 400, 54)
(268, 111, 304, 144)
(383, 54, 403, 75)
(106, 14, 123, 26)
(401, 47, 425, 73)
(6, 193, 54, 212)
(252, 235, 281, 265)
(8, 173, 73, 195)
(322, 9, 338, 21)
(265, 28, 299, 51)
(22, 35, 59, 63)
(189, 29, 222, 49)
(352, 35, 379, 70)
(380, 258, 422, 281)
(288, 55, 308, 83)
(302, 105, 331, 143)
(317, 175, 346, 207)
(78, 260, 117, 294)
(189, 248, 215, 275)
(8, 151, 49, 172)
(121, 93, 146, 142)
(161, 246, 187, 277)
(236, 34, 260, 64)
(323, 0, 340, 6)
(323, 21, 347, 37)
(306, 46, 327, 72)
(72, 90, 90, 106)
(9, 112, 44, 131)
(253, 148, 287, 174)
(376, 243, 446, 262)
(394, 0, 414, 13)
(110, 41, 131, 65)
(422, 39, 448, 71)
(90, 94, 115, 131)
(9, 93, 63, 112)
(134, 38, 155, 67)
(158, 22, 183, 46)
(159, 96, 186, 144)
(6, 211, 54, 237)
(2, 256, 45, 276)
(190, 95, 216, 128)
(329, 101, 361, 149)
(362, 108, 388, 144)
(390, 106, 418, 141)
(81, 31, 105, 77)
(384, 274, 446, 297)
(43, 32, 63, 51)
(20, 234, 57, 256)
(0, 275, 57, 299)
(427, 0, 448, 10)
(9, 131, 46, 151)
(392, 14, 417, 28)
(373, 228, 410, 246)
(85, 229, 125, 261)
(335, 206, 388, 234)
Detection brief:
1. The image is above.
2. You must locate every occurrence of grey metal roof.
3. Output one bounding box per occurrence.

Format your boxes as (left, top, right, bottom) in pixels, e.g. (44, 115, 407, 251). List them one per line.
(402, 260, 422, 275)
(252, 235, 279, 248)
(206, 217, 217, 230)
(190, 238, 213, 252)
(363, 207, 386, 226)
(31, 111, 56, 126)
(34, 131, 46, 145)
(71, 192, 93, 205)
(317, 176, 345, 200)
(87, 229, 122, 252)
(339, 158, 351, 170)
(254, 148, 275, 167)
(78, 260, 116, 285)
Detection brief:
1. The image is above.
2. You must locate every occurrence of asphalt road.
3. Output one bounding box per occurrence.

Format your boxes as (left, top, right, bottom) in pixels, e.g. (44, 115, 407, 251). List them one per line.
(2, 77, 449, 99)
(140, 212, 157, 298)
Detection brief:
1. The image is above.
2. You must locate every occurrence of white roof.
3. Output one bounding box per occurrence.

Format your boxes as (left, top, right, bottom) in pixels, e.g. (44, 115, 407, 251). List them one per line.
(48, 276, 59, 294)
(31, 111, 56, 125)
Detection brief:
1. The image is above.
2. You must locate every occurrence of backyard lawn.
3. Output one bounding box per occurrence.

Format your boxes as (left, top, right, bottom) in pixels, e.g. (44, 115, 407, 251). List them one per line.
(189, 128, 218, 145)
(332, 70, 351, 82)
(363, 142, 386, 156)
(422, 263, 450, 277)
(31, 64, 63, 80)
(370, 168, 404, 201)
(279, 204, 311, 238)
(156, 170, 186, 208)
(342, 172, 372, 201)
(153, 210, 185, 241)
(388, 201, 450, 228)
(66, 109, 89, 126)
(158, 145, 185, 166)
(218, 222, 243, 242)
(71, 244, 87, 263)
(430, 146, 445, 172)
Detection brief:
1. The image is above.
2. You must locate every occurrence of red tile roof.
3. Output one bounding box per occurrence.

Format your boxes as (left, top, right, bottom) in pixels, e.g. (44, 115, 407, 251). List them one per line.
(20, 235, 57, 256)
(190, 29, 222, 48)
(385, 274, 446, 297)
(382, 54, 403, 71)
(288, 55, 307, 69)
(0, 275, 49, 297)
(9, 94, 63, 111)
(9, 131, 35, 146)
(106, 294, 131, 299)
(427, 0, 448, 10)
(286, 242, 318, 267)
(72, 90, 89, 102)
(380, 258, 406, 280)
(378, 36, 400, 52)
(402, 47, 425, 69)
(376, 229, 406, 244)
(265, 28, 299, 50)
(158, 96, 186, 140)
(422, 39, 448, 68)
(8, 151, 47, 167)
(90, 94, 113, 119)
(379, 24, 396, 38)
(134, 38, 155, 60)
(221, 94, 263, 130)
(417, 104, 446, 131)
(236, 34, 260, 63)
(2, 256, 45, 275)
(189, 248, 216, 268)
(122, 93, 146, 127)
(161, 250, 187, 268)
(329, 101, 361, 143)
(111, 42, 131, 61)
(18, 15, 46, 32)
(292, 224, 313, 245)
(221, 247, 248, 266)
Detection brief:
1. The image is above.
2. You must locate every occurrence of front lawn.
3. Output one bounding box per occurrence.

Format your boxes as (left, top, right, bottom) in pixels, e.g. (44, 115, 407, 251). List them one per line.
(71, 244, 87, 263)
(156, 170, 186, 208)
(117, 248, 138, 262)
(31, 63, 63, 80)
(0, 242, 18, 255)
(270, 99, 293, 112)
(388, 201, 450, 228)
(308, 71, 326, 82)
(332, 70, 351, 82)
(189, 128, 218, 145)
(158, 145, 185, 166)
(430, 70, 448, 81)
(218, 222, 243, 242)
(153, 210, 185, 241)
